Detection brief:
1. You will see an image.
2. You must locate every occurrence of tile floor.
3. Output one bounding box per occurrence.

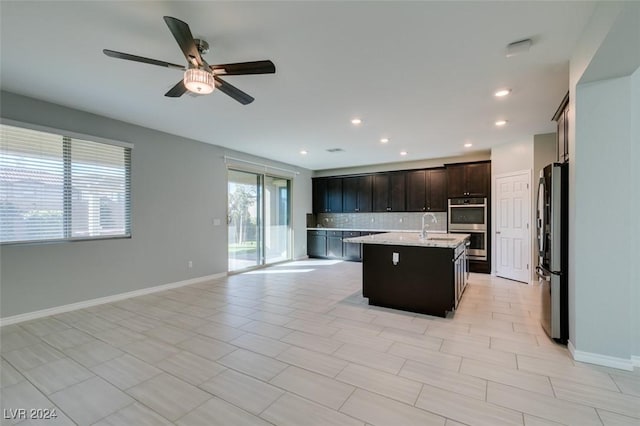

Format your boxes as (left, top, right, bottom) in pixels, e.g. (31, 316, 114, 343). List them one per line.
(1, 259, 639, 425)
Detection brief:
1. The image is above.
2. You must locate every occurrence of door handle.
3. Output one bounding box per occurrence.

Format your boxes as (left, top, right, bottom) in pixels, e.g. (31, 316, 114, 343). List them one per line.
(496, 231, 501, 234)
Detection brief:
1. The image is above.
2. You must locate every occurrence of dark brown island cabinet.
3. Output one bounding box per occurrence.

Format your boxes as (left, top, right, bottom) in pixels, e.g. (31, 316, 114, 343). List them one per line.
(354, 236, 468, 317)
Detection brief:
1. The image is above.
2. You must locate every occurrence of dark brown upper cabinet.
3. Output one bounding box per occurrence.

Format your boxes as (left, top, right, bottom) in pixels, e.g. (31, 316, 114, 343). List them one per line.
(312, 178, 327, 213)
(553, 92, 569, 163)
(342, 175, 373, 213)
(406, 168, 447, 212)
(428, 169, 447, 211)
(312, 177, 343, 213)
(446, 162, 490, 198)
(372, 172, 406, 212)
(406, 170, 426, 211)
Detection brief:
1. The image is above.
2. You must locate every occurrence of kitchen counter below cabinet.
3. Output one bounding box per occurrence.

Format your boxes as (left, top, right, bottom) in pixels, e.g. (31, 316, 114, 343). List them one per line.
(306, 230, 385, 262)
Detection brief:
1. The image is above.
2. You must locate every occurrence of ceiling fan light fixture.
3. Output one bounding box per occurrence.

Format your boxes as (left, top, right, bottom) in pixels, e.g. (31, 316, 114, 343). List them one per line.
(183, 68, 214, 94)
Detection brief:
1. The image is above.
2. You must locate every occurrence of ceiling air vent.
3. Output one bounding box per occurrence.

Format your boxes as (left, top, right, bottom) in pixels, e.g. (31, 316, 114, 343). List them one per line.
(326, 148, 344, 153)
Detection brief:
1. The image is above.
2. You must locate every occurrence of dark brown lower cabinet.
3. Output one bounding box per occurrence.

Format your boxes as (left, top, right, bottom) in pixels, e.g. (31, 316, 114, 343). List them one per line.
(327, 231, 344, 258)
(307, 230, 327, 258)
(343, 231, 361, 261)
(307, 230, 385, 261)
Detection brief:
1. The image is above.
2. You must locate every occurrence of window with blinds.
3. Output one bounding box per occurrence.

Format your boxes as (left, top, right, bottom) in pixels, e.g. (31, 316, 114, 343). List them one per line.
(0, 123, 131, 244)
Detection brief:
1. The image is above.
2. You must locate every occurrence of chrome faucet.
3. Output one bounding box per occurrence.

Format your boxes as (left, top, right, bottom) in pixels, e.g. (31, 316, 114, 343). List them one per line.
(420, 212, 438, 239)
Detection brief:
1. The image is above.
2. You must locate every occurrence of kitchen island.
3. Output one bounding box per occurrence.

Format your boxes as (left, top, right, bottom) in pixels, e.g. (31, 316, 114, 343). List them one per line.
(343, 232, 469, 317)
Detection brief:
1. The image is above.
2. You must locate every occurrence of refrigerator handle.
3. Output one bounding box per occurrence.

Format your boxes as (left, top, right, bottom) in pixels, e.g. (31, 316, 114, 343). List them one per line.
(536, 266, 551, 282)
(536, 175, 546, 257)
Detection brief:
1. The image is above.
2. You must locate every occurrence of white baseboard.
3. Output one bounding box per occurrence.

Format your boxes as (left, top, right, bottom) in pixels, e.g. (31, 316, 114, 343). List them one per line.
(568, 340, 635, 371)
(0, 272, 227, 327)
(632, 356, 640, 368)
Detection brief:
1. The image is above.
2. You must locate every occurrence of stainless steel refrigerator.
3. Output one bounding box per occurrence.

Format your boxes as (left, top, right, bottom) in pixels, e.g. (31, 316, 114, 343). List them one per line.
(536, 163, 569, 343)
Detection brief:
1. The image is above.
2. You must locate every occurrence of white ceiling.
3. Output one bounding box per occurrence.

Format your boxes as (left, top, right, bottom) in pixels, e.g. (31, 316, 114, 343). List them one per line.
(0, 1, 596, 171)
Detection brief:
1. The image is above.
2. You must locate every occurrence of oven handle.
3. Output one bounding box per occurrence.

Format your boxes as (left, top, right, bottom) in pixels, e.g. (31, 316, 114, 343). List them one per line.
(448, 204, 486, 208)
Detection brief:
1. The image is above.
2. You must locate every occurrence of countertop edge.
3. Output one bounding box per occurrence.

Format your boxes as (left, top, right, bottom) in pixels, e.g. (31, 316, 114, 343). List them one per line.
(342, 232, 470, 249)
(307, 228, 446, 233)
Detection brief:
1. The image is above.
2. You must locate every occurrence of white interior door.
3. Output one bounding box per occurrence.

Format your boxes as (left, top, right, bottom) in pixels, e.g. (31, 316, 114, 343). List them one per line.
(495, 170, 531, 283)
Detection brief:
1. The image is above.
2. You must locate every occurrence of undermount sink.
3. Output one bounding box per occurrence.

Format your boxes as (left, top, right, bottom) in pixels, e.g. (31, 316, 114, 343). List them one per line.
(418, 234, 457, 241)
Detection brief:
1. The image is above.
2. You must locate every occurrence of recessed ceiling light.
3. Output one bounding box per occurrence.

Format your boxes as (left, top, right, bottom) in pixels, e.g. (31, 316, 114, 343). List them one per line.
(400, 151, 408, 156)
(464, 143, 473, 148)
(380, 138, 389, 143)
(351, 118, 362, 125)
(300, 150, 308, 155)
(494, 89, 511, 97)
(495, 120, 508, 126)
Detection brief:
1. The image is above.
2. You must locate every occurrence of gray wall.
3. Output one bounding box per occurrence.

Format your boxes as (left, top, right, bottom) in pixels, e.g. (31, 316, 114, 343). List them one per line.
(569, 1, 640, 364)
(632, 67, 640, 360)
(490, 139, 534, 281)
(533, 133, 557, 180)
(0, 91, 312, 318)
(574, 75, 634, 359)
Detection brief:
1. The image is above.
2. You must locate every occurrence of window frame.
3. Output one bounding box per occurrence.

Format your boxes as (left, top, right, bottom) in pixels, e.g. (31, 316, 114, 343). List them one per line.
(0, 119, 133, 246)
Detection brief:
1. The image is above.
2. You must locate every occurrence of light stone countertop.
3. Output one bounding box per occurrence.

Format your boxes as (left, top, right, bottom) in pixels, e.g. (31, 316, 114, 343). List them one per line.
(307, 228, 446, 233)
(342, 232, 469, 249)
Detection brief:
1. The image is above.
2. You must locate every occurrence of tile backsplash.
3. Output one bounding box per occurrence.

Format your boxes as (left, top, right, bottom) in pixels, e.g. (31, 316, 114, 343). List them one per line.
(312, 212, 447, 232)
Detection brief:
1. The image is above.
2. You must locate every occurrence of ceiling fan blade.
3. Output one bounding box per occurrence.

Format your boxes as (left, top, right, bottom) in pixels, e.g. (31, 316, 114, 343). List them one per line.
(211, 60, 276, 75)
(165, 80, 188, 97)
(214, 76, 254, 105)
(163, 16, 203, 67)
(103, 49, 185, 71)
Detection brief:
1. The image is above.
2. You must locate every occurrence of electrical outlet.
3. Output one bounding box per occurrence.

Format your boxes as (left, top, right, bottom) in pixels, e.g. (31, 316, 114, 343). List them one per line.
(188, 261, 193, 268)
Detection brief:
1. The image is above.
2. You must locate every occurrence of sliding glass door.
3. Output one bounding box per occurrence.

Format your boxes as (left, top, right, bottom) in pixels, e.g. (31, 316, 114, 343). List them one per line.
(228, 170, 261, 271)
(228, 169, 290, 272)
(264, 176, 290, 264)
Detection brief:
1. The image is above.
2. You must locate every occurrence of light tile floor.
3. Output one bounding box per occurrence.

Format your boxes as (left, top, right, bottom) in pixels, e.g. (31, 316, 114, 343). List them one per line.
(1, 259, 639, 425)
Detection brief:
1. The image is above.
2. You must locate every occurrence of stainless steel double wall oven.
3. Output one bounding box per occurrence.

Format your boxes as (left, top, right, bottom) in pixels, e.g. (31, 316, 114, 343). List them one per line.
(447, 197, 487, 261)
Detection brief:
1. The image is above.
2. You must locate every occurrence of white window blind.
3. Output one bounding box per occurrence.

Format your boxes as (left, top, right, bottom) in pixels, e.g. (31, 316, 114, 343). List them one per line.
(0, 123, 131, 244)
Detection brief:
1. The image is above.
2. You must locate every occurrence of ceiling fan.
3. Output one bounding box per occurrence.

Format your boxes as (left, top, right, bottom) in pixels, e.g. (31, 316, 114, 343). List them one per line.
(103, 16, 275, 105)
